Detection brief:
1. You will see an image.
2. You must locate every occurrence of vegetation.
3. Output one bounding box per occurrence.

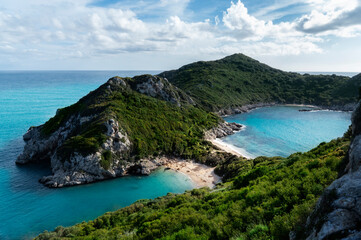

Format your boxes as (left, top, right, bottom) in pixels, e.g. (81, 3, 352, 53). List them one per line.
(40, 78, 220, 163)
(160, 54, 359, 111)
(36, 131, 350, 239)
(33, 54, 358, 239)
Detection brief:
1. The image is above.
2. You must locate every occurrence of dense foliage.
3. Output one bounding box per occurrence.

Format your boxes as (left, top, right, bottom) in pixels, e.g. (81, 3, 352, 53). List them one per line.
(40, 79, 220, 164)
(160, 54, 358, 111)
(36, 132, 350, 239)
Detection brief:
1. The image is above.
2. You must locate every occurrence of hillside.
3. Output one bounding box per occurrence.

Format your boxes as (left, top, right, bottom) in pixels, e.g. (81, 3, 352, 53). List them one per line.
(160, 54, 358, 112)
(35, 127, 352, 239)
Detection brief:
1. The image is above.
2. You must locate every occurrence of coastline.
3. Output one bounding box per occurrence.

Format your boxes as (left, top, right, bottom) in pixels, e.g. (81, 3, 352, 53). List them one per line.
(162, 158, 221, 188)
(284, 103, 318, 108)
(204, 121, 253, 159)
(210, 138, 253, 159)
(217, 102, 356, 116)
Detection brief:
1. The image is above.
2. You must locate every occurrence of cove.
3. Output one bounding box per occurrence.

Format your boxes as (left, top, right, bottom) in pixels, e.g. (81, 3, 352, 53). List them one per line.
(222, 106, 352, 158)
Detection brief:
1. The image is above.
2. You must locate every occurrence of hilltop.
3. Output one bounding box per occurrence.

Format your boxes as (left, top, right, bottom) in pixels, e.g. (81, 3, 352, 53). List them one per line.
(160, 54, 359, 113)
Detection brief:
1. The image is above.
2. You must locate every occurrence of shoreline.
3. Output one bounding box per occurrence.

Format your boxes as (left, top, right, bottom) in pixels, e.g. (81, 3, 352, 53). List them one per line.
(218, 103, 355, 116)
(162, 158, 221, 188)
(284, 104, 318, 108)
(210, 138, 254, 159)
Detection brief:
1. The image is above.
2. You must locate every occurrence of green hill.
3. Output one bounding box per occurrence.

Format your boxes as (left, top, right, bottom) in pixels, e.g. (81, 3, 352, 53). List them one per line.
(160, 54, 358, 112)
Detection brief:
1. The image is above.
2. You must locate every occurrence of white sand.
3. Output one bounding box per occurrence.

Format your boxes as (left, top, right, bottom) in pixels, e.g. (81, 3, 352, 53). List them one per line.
(284, 104, 318, 108)
(164, 159, 221, 189)
(211, 138, 254, 159)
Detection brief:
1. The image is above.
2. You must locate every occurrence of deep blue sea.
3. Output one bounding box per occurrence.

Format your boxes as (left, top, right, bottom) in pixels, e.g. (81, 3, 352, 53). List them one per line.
(223, 106, 351, 158)
(0, 71, 193, 240)
(0, 71, 354, 239)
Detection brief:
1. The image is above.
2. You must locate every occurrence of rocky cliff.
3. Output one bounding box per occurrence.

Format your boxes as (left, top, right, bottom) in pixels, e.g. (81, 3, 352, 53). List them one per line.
(299, 102, 361, 240)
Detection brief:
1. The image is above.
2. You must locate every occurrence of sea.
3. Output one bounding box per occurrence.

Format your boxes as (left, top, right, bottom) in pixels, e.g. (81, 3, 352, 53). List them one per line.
(0, 71, 354, 239)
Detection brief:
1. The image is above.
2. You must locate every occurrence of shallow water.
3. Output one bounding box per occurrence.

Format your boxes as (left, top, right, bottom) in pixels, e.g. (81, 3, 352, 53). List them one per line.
(0, 71, 193, 240)
(223, 106, 352, 158)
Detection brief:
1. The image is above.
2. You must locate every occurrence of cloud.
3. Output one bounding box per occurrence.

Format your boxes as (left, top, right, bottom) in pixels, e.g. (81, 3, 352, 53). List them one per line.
(0, 0, 360, 70)
(296, 0, 361, 35)
(222, 1, 300, 40)
(220, 0, 322, 55)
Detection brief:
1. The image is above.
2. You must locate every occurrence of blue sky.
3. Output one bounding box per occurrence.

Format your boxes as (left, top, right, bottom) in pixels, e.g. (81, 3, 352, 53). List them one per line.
(0, 0, 361, 71)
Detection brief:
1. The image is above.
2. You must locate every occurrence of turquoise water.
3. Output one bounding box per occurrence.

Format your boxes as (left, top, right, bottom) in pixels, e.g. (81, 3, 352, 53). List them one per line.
(0, 71, 193, 240)
(223, 106, 352, 158)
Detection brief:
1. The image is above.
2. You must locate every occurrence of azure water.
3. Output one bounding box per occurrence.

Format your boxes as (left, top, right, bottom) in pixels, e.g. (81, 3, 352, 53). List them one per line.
(223, 106, 351, 158)
(0, 71, 353, 239)
(0, 71, 193, 240)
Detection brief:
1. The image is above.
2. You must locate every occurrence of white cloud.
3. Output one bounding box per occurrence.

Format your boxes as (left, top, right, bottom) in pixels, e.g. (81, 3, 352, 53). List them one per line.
(297, 0, 361, 35)
(0, 0, 360, 70)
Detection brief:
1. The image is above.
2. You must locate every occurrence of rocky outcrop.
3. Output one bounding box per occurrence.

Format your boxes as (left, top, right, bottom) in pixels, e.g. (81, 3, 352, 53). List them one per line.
(300, 102, 361, 240)
(134, 75, 195, 107)
(17, 116, 133, 187)
(205, 121, 243, 140)
(17, 114, 95, 165)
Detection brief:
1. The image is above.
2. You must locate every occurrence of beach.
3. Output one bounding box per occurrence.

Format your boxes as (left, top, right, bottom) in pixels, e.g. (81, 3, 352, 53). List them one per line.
(163, 159, 221, 188)
(210, 138, 253, 159)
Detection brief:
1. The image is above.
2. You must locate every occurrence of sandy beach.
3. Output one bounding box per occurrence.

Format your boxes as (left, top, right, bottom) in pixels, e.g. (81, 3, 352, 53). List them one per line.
(210, 138, 253, 159)
(284, 104, 318, 108)
(163, 159, 221, 188)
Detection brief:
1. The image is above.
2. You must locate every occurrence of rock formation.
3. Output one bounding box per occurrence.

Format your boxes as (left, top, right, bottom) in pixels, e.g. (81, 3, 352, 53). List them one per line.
(204, 122, 243, 139)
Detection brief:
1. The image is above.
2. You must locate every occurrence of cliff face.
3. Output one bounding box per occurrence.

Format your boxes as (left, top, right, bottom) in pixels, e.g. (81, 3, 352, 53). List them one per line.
(301, 102, 361, 240)
(16, 75, 219, 187)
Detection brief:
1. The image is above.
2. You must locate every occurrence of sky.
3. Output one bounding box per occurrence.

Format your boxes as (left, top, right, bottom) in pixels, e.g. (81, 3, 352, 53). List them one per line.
(1, 0, 361, 72)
